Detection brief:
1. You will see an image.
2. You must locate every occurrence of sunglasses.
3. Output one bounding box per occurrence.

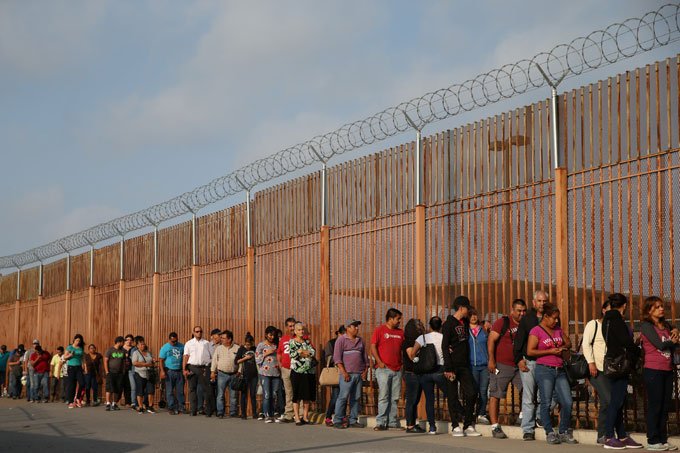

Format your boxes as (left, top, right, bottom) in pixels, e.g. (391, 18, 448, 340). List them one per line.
(194, 330, 203, 333)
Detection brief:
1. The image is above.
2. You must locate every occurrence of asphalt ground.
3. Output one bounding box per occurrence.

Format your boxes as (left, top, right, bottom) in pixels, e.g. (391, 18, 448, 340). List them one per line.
(0, 397, 606, 453)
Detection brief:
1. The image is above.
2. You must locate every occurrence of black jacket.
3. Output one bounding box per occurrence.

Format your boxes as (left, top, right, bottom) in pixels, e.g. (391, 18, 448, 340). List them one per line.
(513, 308, 539, 365)
(602, 309, 639, 363)
(441, 315, 470, 371)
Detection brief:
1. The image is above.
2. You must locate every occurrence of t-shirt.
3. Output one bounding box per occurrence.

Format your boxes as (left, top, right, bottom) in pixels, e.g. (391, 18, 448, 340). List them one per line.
(530, 325, 564, 367)
(0, 351, 9, 371)
(370, 325, 404, 371)
(492, 316, 520, 367)
(105, 347, 126, 374)
(24, 349, 35, 370)
(277, 335, 292, 369)
(131, 349, 153, 378)
(416, 332, 444, 366)
(9, 351, 23, 375)
(333, 335, 369, 373)
(50, 355, 62, 377)
(30, 351, 51, 374)
(159, 341, 184, 371)
(256, 342, 280, 377)
(641, 324, 673, 371)
(84, 353, 102, 376)
(66, 345, 83, 367)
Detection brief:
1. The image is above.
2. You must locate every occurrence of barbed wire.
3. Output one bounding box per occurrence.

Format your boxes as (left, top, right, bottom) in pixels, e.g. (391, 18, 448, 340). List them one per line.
(2, 3, 679, 270)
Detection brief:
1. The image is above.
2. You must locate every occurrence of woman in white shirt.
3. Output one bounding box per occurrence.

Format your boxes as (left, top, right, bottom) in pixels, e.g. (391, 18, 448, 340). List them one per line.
(581, 299, 610, 445)
(408, 316, 445, 434)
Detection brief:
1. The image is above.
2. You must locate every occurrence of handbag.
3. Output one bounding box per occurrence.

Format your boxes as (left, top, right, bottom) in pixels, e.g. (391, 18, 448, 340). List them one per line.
(230, 364, 247, 391)
(603, 319, 632, 379)
(319, 357, 340, 386)
(413, 335, 438, 374)
(565, 322, 597, 382)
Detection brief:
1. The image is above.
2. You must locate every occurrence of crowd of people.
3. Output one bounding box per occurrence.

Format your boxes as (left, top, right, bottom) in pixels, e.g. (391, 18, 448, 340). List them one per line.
(0, 291, 678, 450)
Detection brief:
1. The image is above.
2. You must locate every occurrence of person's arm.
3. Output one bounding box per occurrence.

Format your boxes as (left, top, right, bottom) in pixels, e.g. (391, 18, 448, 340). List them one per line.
(561, 330, 572, 350)
(582, 320, 598, 377)
(513, 318, 528, 369)
(210, 348, 219, 378)
(103, 354, 110, 375)
(487, 330, 500, 373)
(407, 340, 422, 360)
(182, 352, 190, 377)
(640, 322, 677, 350)
(276, 341, 283, 364)
(441, 319, 454, 374)
(527, 333, 563, 358)
(370, 343, 384, 368)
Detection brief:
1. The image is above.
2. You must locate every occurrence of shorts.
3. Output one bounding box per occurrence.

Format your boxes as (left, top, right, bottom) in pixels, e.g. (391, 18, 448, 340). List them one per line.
(489, 362, 522, 399)
(106, 372, 125, 394)
(290, 370, 316, 403)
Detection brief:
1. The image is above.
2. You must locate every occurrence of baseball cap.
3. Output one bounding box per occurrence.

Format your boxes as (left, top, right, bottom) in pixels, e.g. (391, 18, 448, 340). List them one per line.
(32, 339, 40, 345)
(210, 328, 222, 336)
(345, 319, 361, 327)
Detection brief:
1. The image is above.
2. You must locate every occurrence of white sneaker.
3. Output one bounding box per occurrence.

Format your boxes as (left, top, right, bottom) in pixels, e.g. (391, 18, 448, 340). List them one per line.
(451, 426, 465, 437)
(664, 444, 678, 451)
(647, 444, 668, 451)
(465, 426, 482, 437)
(265, 417, 274, 424)
(477, 415, 490, 425)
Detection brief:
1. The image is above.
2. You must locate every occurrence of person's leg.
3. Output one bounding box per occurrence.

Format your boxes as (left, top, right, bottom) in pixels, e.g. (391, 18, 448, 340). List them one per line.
(644, 369, 663, 444)
(659, 370, 673, 444)
(75, 368, 86, 402)
(216, 371, 227, 416)
(420, 373, 436, 431)
(533, 365, 555, 435)
(187, 367, 199, 414)
(446, 376, 463, 427)
(128, 369, 137, 407)
(165, 371, 175, 411)
(134, 373, 144, 408)
(403, 371, 419, 427)
(334, 373, 352, 425)
(40, 373, 49, 401)
(240, 383, 247, 417)
(456, 367, 477, 429)
(26, 369, 33, 401)
(92, 374, 99, 404)
(374, 367, 390, 427)
(349, 374, 363, 424)
(261, 376, 272, 417)
(248, 376, 258, 416)
(520, 360, 537, 434)
(228, 376, 239, 416)
(176, 372, 185, 412)
(478, 366, 490, 418)
(553, 370, 573, 434)
(604, 377, 626, 439)
(326, 385, 339, 419)
(588, 372, 610, 440)
(281, 367, 294, 420)
(146, 380, 154, 407)
(388, 369, 402, 428)
(272, 377, 283, 416)
(30, 371, 39, 401)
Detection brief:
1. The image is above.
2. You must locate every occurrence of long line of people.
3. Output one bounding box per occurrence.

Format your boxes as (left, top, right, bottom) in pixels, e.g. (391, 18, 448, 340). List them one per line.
(0, 291, 678, 450)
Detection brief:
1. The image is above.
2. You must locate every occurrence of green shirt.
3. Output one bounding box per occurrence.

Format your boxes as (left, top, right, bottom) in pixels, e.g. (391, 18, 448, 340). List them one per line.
(66, 345, 83, 367)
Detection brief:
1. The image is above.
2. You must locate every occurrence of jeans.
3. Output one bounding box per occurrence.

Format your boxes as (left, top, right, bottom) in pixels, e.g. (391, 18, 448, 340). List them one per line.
(471, 364, 489, 417)
(31, 372, 49, 401)
(66, 365, 85, 404)
(9, 372, 21, 397)
(260, 375, 282, 417)
(128, 369, 137, 406)
(375, 367, 402, 427)
(534, 364, 572, 435)
(519, 360, 538, 434)
(334, 373, 363, 425)
(446, 366, 476, 429)
(644, 368, 673, 444)
(165, 369, 185, 412)
(216, 371, 239, 416)
(325, 386, 340, 419)
(605, 376, 628, 439)
(420, 368, 448, 431)
(240, 375, 258, 417)
(589, 371, 611, 438)
(84, 373, 99, 403)
(403, 371, 422, 426)
(26, 368, 33, 400)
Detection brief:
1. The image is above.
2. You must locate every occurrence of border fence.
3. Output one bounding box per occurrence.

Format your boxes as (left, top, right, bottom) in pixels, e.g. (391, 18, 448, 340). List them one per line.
(1, 6, 680, 433)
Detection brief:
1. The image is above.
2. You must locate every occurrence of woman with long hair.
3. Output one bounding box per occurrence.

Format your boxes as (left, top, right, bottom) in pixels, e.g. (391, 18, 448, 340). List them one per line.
(526, 303, 577, 445)
(235, 332, 259, 419)
(131, 336, 156, 414)
(83, 344, 103, 406)
(63, 334, 86, 408)
(403, 318, 426, 433)
(289, 322, 317, 425)
(256, 325, 282, 423)
(640, 296, 679, 451)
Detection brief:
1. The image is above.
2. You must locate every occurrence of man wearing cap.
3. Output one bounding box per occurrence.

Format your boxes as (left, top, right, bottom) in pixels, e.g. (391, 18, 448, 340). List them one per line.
(442, 295, 482, 437)
(333, 319, 369, 429)
(183, 326, 215, 417)
(159, 332, 185, 415)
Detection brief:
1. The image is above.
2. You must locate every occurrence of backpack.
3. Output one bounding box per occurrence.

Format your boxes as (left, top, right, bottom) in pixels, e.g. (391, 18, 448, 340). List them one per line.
(499, 316, 514, 343)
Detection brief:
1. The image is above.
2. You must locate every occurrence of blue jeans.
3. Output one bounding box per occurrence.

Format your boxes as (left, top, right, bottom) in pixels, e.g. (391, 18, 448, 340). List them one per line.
(420, 368, 447, 431)
(260, 375, 282, 417)
(31, 371, 48, 401)
(520, 360, 538, 434)
(375, 367, 402, 427)
(605, 376, 629, 439)
(128, 369, 137, 406)
(535, 364, 572, 435)
(403, 371, 422, 426)
(26, 369, 33, 401)
(333, 373, 363, 425)
(165, 369, 185, 412)
(471, 364, 489, 417)
(84, 373, 99, 403)
(240, 375, 258, 417)
(325, 386, 340, 419)
(216, 371, 238, 416)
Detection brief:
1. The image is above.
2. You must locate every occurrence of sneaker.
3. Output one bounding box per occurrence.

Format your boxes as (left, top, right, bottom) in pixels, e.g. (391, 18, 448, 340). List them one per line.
(373, 425, 388, 431)
(663, 444, 678, 451)
(477, 415, 491, 425)
(265, 417, 274, 424)
(257, 413, 265, 421)
(42, 399, 49, 404)
(68, 403, 75, 409)
(428, 429, 437, 435)
(105, 404, 111, 411)
(559, 429, 578, 444)
(604, 438, 626, 450)
(451, 425, 465, 437)
(598, 436, 608, 445)
(333, 423, 347, 429)
(492, 425, 507, 439)
(620, 437, 643, 449)
(523, 432, 535, 441)
(274, 412, 281, 418)
(74, 399, 82, 408)
(325, 418, 334, 427)
(137, 407, 144, 414)
(406, 425, 426, 433)
(464, 426, 482, 437)
(647, 444, 668, 451)
(348, 423, 363, 428)
(274, 417, 282, 423)
(546, 432, 561, 444)
(147, 407, 156, 414)
(535, 418, 543, 428)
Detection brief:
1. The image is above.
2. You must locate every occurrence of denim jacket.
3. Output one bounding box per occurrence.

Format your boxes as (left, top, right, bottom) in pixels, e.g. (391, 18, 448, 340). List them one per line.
(468, 326, 489, 366)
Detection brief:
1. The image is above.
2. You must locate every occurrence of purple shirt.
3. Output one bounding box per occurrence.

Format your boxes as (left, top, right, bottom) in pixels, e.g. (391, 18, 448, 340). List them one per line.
(530, 325, 565, 367)
(641, 325, 673, 371)
(333, 334, 369, 374)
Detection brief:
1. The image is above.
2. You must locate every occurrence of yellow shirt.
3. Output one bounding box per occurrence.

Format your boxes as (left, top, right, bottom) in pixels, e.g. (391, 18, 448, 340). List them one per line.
(50, 354, 62, 377)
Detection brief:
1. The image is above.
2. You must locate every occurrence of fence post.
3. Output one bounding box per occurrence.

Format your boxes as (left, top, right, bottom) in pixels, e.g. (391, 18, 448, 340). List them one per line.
(87, 246, 95, 340)
(246, 246, 256, 336)
(151, 226, 160, 351)
(37, 262, 43, 341)
(319, 226, 331, 349)
(65, 254, 71, 344)
(118, 237, 125, 335)
(190, 214, 198, 330)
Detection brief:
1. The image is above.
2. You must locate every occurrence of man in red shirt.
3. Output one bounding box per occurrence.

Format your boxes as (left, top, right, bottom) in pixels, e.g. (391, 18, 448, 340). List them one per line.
(487, 299, 527, 439)
(29, 344, 51, 403)
(276, 317, 297, 422)
(370, 308, 404, 431)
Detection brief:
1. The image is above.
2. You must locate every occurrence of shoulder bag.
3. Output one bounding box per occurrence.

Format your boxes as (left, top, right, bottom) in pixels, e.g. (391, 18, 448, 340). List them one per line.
(603, 319, 632, 379)
(319, 356, 339, 386)
(413, 335, 438, 374)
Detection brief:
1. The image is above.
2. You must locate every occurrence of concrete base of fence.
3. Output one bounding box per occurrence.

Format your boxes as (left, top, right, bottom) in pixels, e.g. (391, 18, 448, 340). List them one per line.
(358, 415, 678, 446)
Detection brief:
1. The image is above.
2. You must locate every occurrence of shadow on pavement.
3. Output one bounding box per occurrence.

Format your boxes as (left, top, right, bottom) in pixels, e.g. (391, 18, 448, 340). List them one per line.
(0, 430, 146, 452)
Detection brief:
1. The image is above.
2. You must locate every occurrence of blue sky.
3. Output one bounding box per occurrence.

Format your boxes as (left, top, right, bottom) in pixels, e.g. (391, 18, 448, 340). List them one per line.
(0, 0, 676, 268)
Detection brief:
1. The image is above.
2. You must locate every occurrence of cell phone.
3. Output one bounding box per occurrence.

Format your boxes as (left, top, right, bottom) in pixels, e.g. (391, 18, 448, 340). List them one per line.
(494, 368, 500, 375)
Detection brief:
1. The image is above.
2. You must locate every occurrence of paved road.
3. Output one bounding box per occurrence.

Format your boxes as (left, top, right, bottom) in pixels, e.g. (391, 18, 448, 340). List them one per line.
(0, 398, 601, 452)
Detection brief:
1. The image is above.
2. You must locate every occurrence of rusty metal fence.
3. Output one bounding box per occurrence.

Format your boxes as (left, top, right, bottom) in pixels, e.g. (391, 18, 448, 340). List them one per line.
(0, 55, 679, 431)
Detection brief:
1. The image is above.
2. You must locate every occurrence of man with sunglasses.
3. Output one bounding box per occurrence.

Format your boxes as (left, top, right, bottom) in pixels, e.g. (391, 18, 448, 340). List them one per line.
(183, 326, 215, 417)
